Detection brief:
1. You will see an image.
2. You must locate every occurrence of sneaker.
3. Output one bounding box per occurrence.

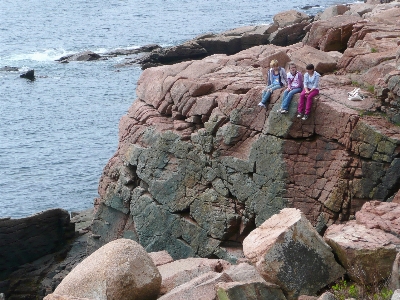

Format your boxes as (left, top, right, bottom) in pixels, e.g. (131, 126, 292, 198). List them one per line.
(302, 114, 309, 121)
(280, 109, 288, 114)
(297, 113, 303, 118)
(258, 102, 266, 108)
(347, 88, 360, 97)
(348, 93, 364, 101)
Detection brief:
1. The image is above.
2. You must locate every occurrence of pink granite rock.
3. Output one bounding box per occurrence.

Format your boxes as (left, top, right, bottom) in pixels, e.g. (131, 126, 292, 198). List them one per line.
(303, 15, 362, 52)
(148, 250, 174, 267)
(158, 271, 232, 300)
(53, 239, 161, 300)
(158, 258, 231, 295)
(223, 263, 266, 283)
(364, 7, 400, 26)
(216, 280, 287, 300)
(355, 200, 400, 236)
(394, 190, 400, 203)
(318, 5, 350, 21)
(89, 19, 400, 263)
(347, 3, 374, 17)
(288, 45, 337, 74)
(273, 10, 310, 28)
(298, 296, 318, 300)
(339, 20, 400, 73)
(243, 208, 344, 299)
(44, 295, 93, 300)
(390, 252, 400, 291)
(324, 221, 400, 284)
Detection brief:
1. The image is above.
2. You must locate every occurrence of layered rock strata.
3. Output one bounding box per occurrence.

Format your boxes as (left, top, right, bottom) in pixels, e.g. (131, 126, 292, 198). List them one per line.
(1, 209, 92, 299)
(0, 209, 74, 281)
(88, 5, 400, 263)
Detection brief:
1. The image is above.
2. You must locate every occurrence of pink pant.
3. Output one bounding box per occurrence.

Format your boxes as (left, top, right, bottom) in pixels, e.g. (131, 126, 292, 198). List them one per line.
(298, 89, 319, 115)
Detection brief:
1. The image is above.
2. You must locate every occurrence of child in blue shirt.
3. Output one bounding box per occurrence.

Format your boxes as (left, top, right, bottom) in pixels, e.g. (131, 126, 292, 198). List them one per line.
(258, 59, 287, 108)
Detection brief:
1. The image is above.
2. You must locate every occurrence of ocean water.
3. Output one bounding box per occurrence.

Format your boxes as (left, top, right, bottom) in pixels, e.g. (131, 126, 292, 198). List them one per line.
(0, 0, 360, 218)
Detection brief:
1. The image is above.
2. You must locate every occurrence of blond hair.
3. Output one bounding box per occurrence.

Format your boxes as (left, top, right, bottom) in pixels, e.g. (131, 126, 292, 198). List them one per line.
(270, 59, 279, 67)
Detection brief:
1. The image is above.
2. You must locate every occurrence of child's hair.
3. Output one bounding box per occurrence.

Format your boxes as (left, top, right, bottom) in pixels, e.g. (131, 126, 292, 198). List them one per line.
(306, 64, 315, 70)
(270, 59, 279, 67)
(288, 62, 297, 68)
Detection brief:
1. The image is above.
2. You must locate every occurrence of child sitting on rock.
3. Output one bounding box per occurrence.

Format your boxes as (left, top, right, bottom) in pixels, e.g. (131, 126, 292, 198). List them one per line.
(297, 64, 320, 121)
(258, 59, 287, 108)
(277, 62, 303, 114)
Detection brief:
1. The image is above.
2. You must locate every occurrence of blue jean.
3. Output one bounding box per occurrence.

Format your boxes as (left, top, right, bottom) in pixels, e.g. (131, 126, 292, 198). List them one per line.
(280, 88, 302, 110)
(261, 84, 281, 105)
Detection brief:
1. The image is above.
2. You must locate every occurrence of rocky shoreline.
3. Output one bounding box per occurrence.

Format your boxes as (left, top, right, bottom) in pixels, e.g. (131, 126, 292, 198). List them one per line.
(1, 0, 400, 299)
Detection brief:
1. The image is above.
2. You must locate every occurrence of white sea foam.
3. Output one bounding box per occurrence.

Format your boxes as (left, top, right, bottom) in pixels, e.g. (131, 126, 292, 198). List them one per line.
(8, 48, 75, 62)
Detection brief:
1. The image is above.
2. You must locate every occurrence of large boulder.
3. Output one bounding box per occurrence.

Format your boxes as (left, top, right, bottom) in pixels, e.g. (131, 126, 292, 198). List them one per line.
(324, 221, 400, 284)
(303, 15, 362, 52)
(243, 208, 344, 299)
(158, 258, 231, 295)
(48, 239, 161, 300)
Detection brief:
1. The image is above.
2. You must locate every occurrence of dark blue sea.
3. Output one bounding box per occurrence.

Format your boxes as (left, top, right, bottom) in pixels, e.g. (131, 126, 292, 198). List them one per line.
(0, 0, 360, 218)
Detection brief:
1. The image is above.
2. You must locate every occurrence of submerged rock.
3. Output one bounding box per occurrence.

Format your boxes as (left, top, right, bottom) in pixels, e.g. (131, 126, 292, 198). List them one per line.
(0, 66, 19, 72)
(56, 51, 102, 63)
(20, 69, 35, 80)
